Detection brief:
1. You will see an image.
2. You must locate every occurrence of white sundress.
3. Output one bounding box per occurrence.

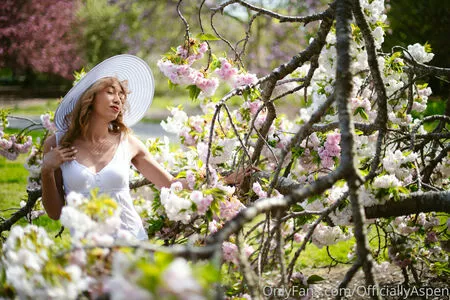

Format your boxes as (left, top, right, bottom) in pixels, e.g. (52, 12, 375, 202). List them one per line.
(56, 131, 148, 240)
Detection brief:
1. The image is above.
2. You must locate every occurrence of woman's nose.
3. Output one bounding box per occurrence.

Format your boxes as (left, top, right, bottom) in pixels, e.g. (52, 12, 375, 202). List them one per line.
(113, 94, 121, 104)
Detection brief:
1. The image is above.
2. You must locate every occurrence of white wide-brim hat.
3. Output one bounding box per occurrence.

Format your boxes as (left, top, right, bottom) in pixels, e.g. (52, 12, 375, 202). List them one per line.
(54, 54, 155, 131)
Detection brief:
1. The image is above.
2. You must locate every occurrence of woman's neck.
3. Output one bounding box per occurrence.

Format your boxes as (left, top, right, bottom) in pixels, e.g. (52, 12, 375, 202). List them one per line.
(83, 119, 112, 142)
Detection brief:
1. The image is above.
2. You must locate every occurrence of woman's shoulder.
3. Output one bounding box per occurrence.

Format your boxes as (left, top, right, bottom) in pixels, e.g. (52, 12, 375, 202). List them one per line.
(126, 134, 148, 158)
(43, 134, 57, 153)
(127, 133, 145, 148)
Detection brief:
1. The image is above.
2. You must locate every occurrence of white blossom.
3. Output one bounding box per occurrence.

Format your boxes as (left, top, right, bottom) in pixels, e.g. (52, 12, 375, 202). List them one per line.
(405, 43, 434, 63)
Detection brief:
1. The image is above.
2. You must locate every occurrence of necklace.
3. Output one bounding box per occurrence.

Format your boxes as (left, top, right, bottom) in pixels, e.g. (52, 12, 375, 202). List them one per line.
(80, 135, 120, 158)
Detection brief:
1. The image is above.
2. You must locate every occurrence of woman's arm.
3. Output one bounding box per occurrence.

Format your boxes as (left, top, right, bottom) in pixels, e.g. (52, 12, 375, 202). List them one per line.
(41, 135, 76, 220)
(128, 134, 182, 189)
(129, 134, 255, 189)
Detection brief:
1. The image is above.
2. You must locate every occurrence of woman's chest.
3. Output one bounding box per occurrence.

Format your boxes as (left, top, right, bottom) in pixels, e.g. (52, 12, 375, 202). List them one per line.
(62, 159, 130, 193)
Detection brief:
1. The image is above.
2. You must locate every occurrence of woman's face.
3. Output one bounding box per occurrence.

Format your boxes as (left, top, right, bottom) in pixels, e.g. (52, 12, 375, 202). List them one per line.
(92, 83, 125, 122)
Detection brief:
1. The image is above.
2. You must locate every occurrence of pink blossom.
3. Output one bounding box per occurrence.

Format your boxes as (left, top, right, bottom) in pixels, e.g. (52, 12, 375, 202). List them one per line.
(170, 181, 183, 192)
(190, 191, 212, 215)
(198, 42, 208, 54)
(198, 195, 213, 215)
(186, 170, 196, 190)
(294, 233, 305, 243)
(14, 136, 32, 154)
(215, 58, 238, 81)
(0, 137, 13, 150)
(176, 45, 188, 59)
(219, 197, 244, 221)
(318, 132, 341, 169)
(252, 182, 267, 199)
(40, 113, 57, 132)
(208, 220, 220, 233)
(157, 60, 199, 85)
(249, 101, 262, 115)
(222, 241, 238, 264)
(232, 73, 258, 88)
(426, 231, 438, 243)
(179, 127, 197, 146)
(195, 75, 219, 97)
(188, 116, 205, 133)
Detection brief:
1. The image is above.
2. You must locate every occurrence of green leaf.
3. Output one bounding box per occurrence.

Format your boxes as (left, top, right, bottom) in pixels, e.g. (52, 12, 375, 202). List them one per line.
(196, 33, 220, 41)
(186, 85, 201, 101)
(307, 274, 325, 284)
(147, 217, 164, 236)
(354, 107, 369, 120)
(209, 198, 221, 217)
(397, 186, 410, 195)
(168, 80, 177, 90)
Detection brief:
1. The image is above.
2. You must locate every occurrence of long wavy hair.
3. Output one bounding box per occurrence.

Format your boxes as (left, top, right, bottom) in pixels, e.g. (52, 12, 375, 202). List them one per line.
(60, 77, 130, 147)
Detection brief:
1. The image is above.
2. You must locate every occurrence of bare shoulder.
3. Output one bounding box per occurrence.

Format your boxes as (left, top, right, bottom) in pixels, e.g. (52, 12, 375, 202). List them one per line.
(127, 134, 147, 158)
(43, 134, 57, 153)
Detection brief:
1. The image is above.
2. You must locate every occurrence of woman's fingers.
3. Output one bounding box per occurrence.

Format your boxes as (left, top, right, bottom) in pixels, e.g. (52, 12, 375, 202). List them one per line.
(57, 146, 77, 160)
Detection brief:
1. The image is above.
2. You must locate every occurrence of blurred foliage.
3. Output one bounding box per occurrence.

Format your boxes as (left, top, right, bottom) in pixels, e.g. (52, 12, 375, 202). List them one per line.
(76, 0, 186, 70)
(383, 0, 450, 96)
(0, 0, 83, 83)
(2, 0, 448, 98)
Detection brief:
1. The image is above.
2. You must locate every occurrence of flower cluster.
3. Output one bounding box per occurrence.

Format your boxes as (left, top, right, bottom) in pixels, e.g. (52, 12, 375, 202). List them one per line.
(222, 241, 254, 266)
(24, 146, 43, 191)
(1, 225, 86, 299)
(40, 113, 57, 133)
(158, 39, 258, 99)
(159, 180, 241, 226)
(59, 190, 135, 245)
(106, 251, 216, 300)
(318, 131, 341, 169)
(306, 223, 352, 249)
(405, 43, 434, 64)
(386, 213, 445, 269)
(0, 130, 32, 161)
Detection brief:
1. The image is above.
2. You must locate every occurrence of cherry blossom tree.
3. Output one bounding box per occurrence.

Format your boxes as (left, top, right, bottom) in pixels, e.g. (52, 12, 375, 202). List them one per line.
(0, 0, 83, 80)
(1, 0, 449, 299)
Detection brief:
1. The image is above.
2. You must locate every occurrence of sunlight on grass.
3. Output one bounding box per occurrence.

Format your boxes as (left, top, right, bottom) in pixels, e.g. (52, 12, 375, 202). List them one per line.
(0, 156, 29, 215)
(4, 99, 60, 116)
(297, 239, 355, 269)
(0, 155, 71, 244)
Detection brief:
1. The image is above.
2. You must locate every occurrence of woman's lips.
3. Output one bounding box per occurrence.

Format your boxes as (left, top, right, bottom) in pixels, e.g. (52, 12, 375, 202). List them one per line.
(111, 106, 120, 112)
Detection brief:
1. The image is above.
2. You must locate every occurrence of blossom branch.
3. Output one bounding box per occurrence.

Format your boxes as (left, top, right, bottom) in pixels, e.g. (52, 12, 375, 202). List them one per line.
(421, 143, 450, 183)
(0, 189, 40, 234)
(176, 0, 190, 42)
(230, 0, 334, 25)
(352, 0, 388, 184)
(338, 0, 378, 293)
(365, 191, 450, 218)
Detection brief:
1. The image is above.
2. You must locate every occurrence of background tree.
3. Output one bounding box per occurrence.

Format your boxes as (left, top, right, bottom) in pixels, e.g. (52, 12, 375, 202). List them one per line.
(383, 0, 450, 97)
(0, 0, 83, 84)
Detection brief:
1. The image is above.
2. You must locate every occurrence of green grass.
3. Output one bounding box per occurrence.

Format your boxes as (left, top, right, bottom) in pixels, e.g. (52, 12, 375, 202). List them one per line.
(0, 155, 29, 215)
(297, 239, 355, 268)
(3, 99, 60, 116)
(0, 141, 70, 240)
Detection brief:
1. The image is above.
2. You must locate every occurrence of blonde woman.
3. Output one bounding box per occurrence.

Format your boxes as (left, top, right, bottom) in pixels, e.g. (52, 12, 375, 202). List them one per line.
(41, 55, 186, 240)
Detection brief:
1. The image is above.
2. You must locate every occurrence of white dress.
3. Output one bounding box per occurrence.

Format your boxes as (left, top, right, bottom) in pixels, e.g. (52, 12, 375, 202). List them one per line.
(56, 132, 148, 240)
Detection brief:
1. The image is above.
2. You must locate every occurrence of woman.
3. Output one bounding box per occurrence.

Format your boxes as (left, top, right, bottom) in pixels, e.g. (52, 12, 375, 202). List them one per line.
(41, 55, 190, 240)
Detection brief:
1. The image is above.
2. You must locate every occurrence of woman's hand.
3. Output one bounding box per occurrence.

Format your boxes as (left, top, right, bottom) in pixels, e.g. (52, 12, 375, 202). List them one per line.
(42, 146, 77, 173)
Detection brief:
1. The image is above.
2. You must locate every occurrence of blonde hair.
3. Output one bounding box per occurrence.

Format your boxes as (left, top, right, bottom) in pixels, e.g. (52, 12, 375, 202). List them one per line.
(60, 77, 130, 146)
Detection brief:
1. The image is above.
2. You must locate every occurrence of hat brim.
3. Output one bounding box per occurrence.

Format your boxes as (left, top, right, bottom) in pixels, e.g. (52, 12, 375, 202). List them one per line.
(54, 54, 155, 132)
